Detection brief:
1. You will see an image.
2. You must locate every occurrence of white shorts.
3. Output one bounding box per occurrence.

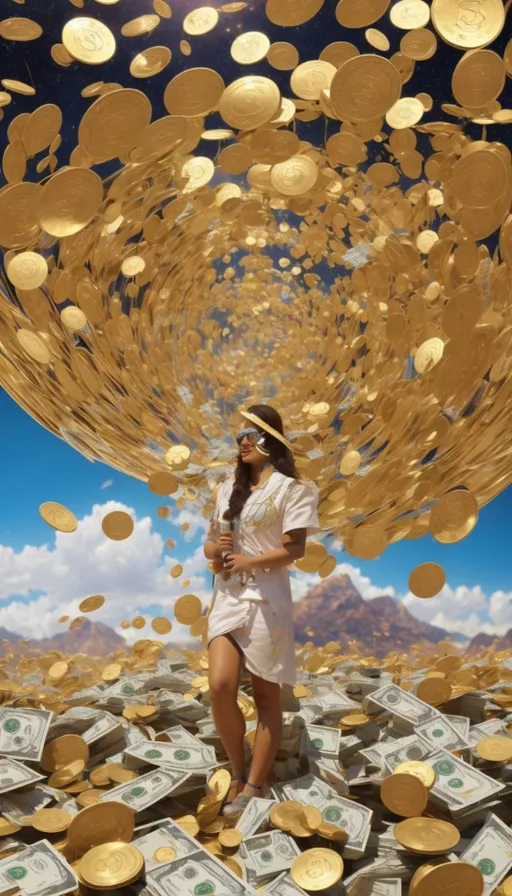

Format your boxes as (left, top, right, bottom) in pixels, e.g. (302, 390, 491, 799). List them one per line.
(207, 592, 296, 686)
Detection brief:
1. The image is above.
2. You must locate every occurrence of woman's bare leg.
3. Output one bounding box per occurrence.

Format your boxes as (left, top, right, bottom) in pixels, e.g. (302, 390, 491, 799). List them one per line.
(244, 673, 282, 793)
(208, 634, 246, 787)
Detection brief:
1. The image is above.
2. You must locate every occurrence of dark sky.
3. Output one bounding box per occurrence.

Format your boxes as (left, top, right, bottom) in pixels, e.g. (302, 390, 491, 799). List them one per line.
(0, 0, 510, 186)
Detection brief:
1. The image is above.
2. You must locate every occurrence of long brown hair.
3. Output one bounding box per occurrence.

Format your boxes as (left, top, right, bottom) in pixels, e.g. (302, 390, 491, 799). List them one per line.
(224, 404, 299, 523)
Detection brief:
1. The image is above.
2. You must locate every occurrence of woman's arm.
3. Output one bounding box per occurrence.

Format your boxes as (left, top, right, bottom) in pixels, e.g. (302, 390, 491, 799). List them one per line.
(225, 529, 307, 572)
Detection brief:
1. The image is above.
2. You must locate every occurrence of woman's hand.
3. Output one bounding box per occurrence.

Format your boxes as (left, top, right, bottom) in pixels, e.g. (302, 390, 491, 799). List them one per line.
(225, 553, 253, 574)
(213, 532, 232, 560)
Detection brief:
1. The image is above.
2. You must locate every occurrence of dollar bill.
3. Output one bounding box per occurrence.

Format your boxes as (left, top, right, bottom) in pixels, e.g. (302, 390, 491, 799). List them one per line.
(363, 735, 430, 772)
(460, 812, 512, 895)
(100, 768, 192, 813)
(444, 714, 470, 741)
(0, 709, 53, 762)
(365, 685, 437, 726)
(239, 831, 300, 884)
(0, 839, 77, 896)
(349, 879, 402, 896)
(415, 715, 470, 753)
(299, 725, 341, 757)
(262, 872, 308, 895)
(148, 851, 259, 896)
(158, 726, 204, 745)
(125, 740, 216, 773)
(133, 819, 199, 871)
(280, 774, 372, 858)
(467, 719, 507, 748)
(0, 787, 54, 825)
(82, 711, 122, 745)
(0, 758, 45, 794)
(427, 750, 505, 814)
(236, 798, 277, 838)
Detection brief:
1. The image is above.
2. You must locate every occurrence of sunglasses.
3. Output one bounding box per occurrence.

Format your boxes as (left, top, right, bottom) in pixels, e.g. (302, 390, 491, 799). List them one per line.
(236, 427, 261, 446)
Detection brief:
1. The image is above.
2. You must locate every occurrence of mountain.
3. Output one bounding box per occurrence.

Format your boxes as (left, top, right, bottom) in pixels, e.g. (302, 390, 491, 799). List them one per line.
(0, 620, 126, 658)
(468, 629, 512, 653)
(293, 575, 451, 655)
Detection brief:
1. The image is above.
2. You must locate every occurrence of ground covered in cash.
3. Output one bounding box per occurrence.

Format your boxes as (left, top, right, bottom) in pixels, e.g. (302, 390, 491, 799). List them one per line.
(2, 640, 512, 895)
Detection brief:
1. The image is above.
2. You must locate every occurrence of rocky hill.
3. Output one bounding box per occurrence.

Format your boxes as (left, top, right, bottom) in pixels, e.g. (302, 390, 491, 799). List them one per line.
(293, 574, 451, 655)
(0, 620, 126, 658)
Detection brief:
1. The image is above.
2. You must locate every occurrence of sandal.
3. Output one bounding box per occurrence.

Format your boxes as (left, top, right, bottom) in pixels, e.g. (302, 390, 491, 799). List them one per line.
(221, 775, 245, 813)
(222, 780, 264, 820)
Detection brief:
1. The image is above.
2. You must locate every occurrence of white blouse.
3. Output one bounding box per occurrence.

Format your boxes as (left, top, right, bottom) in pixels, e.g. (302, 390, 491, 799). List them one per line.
(208, 470, 320, 618)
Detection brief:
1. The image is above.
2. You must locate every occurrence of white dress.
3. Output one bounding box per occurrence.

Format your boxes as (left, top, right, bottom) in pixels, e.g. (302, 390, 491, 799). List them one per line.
(206, 471, 320, 685)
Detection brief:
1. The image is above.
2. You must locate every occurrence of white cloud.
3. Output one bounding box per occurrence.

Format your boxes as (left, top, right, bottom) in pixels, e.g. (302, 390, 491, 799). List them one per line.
(402, 583, 512, 638)
(100, 479, 113, 490)
(0, 501, 211, 642)
(170, 507, 210, 542)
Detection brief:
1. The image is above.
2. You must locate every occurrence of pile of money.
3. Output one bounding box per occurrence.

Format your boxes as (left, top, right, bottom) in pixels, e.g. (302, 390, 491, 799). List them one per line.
(2, 642, 512, 895)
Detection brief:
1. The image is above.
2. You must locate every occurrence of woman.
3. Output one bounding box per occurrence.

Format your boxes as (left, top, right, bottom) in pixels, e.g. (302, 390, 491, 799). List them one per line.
(204, 404, 320, 818)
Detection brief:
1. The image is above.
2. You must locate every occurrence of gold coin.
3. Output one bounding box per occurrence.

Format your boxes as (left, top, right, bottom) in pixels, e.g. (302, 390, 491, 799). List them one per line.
(182, 156, 215, 192)
(130, 46, 171, 78)
(79, 842, 144, 888)
(121, 256, 146, 276)
(16, 329, 49, 364)
(290, 848, 344, 891)
(431, 0, 504, 48)
(51, 43, 74, 65)
(339, 450, 361, 475)
(79, 594, 105, 613)
(452, 50, 505, 109)
(410, 861, 484, 896)
(208, 768, 232, 800)
(180, 39, 192, 55)
(351, 525, 387, 560)
(101, 510, 134, 540)
(395, 817, 460, 854)
(32, 809, 72, 834)
(0, 92, 12, 108)
(302, 806, 323, 830)
(7, 252, 47, 290)
(340, 712, 372, 727)
(174, 594, 202, 624)
(386, 97, 424, 129)
(380, 773, 428, 817)
(77, 790, 104, 808)
(330, 55, 401, 121)
(183, 7, 219, 35)
(408, 562, 446, 599)
(170, 563, 183, 578)
(102, 663, 122, 681)
(320, 41, 359, 67)
(271, 156, 318, 196)
(0, 817, 21, 836)
(318, 555, 337, 578)
(414, 337, 444, 374)
(476, 735, 512, 762)
(48, 661, 68, 680)
(23, 104, 62, 156)
(503, 877, 512, 896)
(0, 17, 43, 40)
(151, 616, 172, 634)
(390, 0, 430, 28)
(219, 76, 281, 130)
(41, 734, 89, 772)
(291, 60, 336, 100)
(68, 803, 135, 853)
(231, 31, 270, 64)
(394, 761, 436, 789)
(38, 167, 103, 237)
(430, 490, 478, 544)
(1, 79, 35, 95)
(365, 28, 390, 51)
(266, 42, 299, 70)
(49, 759, 85, 788)
(164, 68, 225, 117)
(132, 616, 146, 629)
(153, 846, 176, 863)
(219, 828, 242, 848)
(154, 0, 172, 16)
(416, 677, 452, 706)
(400, 28, 437, 60)
(266, 0, 324, 26)
(61, 307, 87, 330)
(79, 88, 152, 163)
(0, 181, 41, 248)
(40, 502, 77, 532)
(147, 471, 179, 495)
(189, 616, 207, 637)
(336, 0, 389, 26)
(62, 17, 116, 64)
(121, 14, 160, 37)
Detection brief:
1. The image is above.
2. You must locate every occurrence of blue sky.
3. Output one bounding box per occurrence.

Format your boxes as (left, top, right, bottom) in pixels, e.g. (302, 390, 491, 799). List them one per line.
(2, 386, 512, 642)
